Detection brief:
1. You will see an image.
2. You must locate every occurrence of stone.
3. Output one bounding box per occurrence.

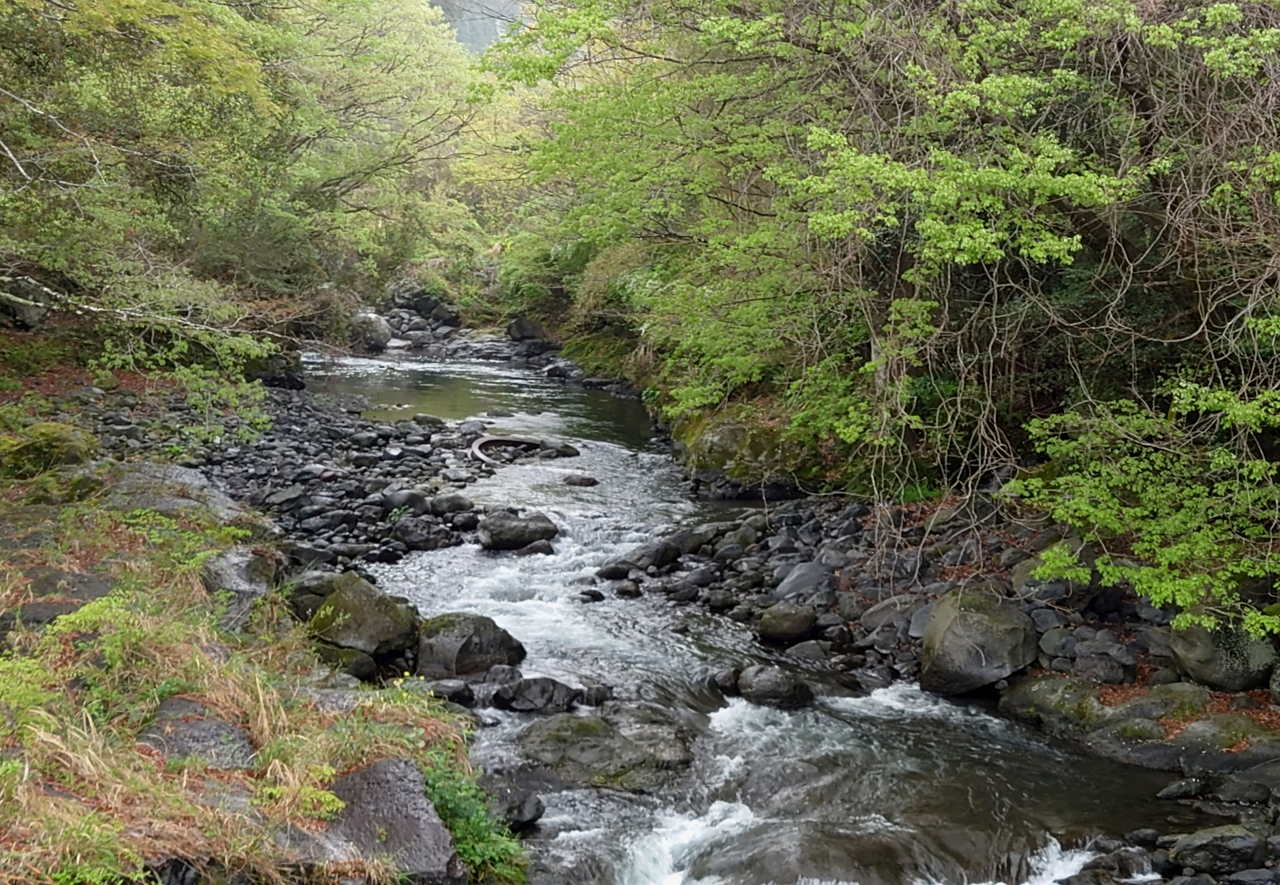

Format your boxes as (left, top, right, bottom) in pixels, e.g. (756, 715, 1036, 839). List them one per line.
(920, 587, 1038, 695)
(1171, 624, 1277, 692)
(314, 644, 378, 682)
(491, 677, 581, 714)
(478, 773, 544, 832)
(771, 562, 831, 601)
(506, 316, 546, 341)
(860, 594, 926, 631)
(621, 540, 681, 569)
(1169, 826, 1266, 875)
(308, 573, 419, 656)
(516, 539, 555, 556)
(564, 475, 599, 487)
(517, 706, 692, 791)
(757, 603, 817, 644)
(417, 613, 526, 678)
(1073, 654, 1132, 685)
(477, 511, 559, 550)
(737, 665, 813, 709)
(429, 493, 474, 516)
(323, 758, 466, 884)
(351, 312, 393, 352)
(137, 699, 254, 770)
(202, 545, 277, 630)
(394, 516, 455, 551)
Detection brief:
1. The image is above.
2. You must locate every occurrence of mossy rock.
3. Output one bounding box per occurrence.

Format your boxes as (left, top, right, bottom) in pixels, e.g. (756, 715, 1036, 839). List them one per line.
(998, 674, 1109, 737)
(673, 408, 804, 484)
(0, 422, 98, 478)
(308, 575, 420, 656)
(517, 708, 691, 792)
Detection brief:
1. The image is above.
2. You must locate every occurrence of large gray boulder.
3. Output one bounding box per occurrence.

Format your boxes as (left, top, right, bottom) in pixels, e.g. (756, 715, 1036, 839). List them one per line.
(920, 587, 1037, 695)
(1171, 624, 1277, 692)
(324, 758, 467, 884)
(308, 573, 420, 656)
(757, 603, 816, 644)
(352, 312, 394, 353)
(416, 613, 526, 678)
(477, 511, 559, 550)
(737, 665, 813, 709)
(1170, 826, 1266, 874)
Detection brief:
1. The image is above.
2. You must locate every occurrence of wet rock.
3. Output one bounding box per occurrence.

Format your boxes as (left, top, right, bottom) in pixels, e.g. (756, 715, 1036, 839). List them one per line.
(1158, 777, 1210, 799)
(612, 580, 641, 598)
(517, 539, 555, 556)
(477, 511, 559, 551)
(1170, 825, 1266, 874)
(713, 668, 741, 696)
(1171, 624, 1277, 692)
(492, 677, 581, 714)
(737, 665, 813, 709)
(137, 699, 254, 770)
(321, 757, 466, 884)
(314, 644, 378, 681)
(621, 540, 681, 570)
(479, 773, 544, 832)
(757, 603, 816, 644)
(999, 675, 1109, 736)
(308, 574, 419, 656)
(417, 613, 527, 678)
(920, 587, 1037, 695)
(564, 475, 599, 487)
(517, 705, 692, 791)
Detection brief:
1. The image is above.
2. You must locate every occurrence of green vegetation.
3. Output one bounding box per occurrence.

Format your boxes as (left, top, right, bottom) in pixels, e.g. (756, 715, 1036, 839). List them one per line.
(0, 469, 523, 884)
(479, 0, 1280, 626)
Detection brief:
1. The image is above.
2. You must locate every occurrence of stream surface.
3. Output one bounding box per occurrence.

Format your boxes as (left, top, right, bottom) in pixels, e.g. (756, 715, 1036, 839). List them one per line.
(304, 353, 1206, 885)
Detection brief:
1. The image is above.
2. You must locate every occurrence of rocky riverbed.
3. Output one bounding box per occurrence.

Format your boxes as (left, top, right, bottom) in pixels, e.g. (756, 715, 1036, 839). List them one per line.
(19, 318, 1280, 885)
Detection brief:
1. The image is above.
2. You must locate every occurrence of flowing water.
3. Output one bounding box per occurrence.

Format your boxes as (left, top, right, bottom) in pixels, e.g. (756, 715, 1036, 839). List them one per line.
(304, 353, 1206, 885)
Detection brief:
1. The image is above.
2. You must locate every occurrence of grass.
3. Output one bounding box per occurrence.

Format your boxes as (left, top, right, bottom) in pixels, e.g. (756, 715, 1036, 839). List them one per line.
(0, 464, 525, 883)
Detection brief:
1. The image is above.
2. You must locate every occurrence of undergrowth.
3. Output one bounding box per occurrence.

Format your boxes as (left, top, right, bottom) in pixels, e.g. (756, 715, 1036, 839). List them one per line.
(0, 471, 525, 883)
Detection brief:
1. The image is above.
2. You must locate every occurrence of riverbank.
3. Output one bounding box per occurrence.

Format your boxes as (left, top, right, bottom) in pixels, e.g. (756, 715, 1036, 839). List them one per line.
(0, 354, 527, 883)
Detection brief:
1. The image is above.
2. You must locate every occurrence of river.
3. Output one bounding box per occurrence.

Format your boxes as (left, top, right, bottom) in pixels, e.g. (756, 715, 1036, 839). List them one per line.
(303, 352, 1205, 885)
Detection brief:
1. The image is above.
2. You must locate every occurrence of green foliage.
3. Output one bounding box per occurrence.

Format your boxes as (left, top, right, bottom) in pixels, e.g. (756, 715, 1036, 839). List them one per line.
(418, 748, 526, 884)
(486, 0, 1280, 503)
(1005, 389, 1280, 633)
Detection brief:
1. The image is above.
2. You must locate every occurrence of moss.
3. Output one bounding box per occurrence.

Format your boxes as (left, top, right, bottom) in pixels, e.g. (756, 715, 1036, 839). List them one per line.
(0, 422, 99, 479)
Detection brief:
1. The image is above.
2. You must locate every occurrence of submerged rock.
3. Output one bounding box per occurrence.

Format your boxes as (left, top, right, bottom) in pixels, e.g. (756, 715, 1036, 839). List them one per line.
(516, 705, 692, 792)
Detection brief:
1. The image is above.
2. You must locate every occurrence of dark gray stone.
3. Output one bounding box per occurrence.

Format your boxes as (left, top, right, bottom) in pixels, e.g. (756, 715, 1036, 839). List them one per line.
(1171, 625, 1277, 692)
(920, 587, 1037, 695)
(477, 511, 559, 550)
(137, 699, 254, 770)
(757, 603, 816, 644)
(417, 613, 527, 678)
(1170, 826, 1267, 874)
(737, 665, 813, 709)
(325, 757, 466, 884)
(308, 574, 419, 656)
(492, 677, 581, 714)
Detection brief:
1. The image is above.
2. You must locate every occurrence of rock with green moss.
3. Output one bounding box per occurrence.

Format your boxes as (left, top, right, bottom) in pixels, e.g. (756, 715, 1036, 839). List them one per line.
(517, 704, 692, 792)
(920, 587, 1037, 695)
(0, 422, 98, 478)
(308, 574, 419, 656)
(313, 643, 378, 681)
(1108, 682, 1212, 722)
(998, 674, 1109, 736)
(1171, 623, 1277, 692)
